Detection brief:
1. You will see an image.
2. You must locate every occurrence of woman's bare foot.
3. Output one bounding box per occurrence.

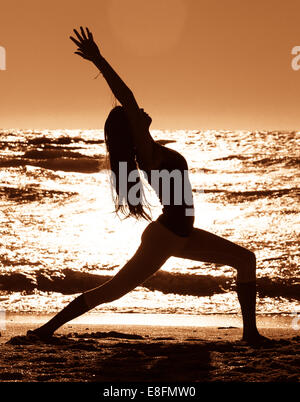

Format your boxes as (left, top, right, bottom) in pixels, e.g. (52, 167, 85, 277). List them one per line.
(26, 328, 53, 340)
(242, 330, 272, 345)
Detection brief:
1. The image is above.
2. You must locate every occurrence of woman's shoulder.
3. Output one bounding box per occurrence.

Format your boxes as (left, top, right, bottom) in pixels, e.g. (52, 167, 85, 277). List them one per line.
(152, 141, 188, 170)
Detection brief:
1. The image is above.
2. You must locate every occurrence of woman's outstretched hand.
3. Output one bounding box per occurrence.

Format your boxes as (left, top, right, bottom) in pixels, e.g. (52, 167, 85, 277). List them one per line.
(70, 26, 101, 63)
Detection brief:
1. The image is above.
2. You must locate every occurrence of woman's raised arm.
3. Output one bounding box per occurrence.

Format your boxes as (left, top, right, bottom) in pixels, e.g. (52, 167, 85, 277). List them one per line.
(70, 26, 154, 169)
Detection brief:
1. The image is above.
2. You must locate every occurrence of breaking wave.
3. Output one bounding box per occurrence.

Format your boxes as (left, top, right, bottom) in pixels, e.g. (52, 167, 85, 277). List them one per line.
(0, 268, 299, 299)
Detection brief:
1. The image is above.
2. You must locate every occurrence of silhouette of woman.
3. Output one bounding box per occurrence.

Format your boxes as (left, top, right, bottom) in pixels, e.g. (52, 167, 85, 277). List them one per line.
(28, 27, 267, 344)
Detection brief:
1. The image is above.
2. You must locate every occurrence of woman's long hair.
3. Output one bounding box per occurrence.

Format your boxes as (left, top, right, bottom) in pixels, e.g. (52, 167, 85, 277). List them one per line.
(104, 106, 151, 221)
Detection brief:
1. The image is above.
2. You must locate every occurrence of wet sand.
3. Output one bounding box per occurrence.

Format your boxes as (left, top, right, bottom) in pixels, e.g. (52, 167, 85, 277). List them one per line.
(0, 313, 299, 383)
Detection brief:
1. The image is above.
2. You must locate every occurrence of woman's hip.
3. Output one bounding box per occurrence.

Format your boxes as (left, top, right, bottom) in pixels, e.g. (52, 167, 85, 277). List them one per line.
(141, 220, 190, 255)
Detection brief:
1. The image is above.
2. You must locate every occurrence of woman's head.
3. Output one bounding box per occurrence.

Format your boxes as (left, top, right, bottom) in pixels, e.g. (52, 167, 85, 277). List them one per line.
(104, 106, 151, 221)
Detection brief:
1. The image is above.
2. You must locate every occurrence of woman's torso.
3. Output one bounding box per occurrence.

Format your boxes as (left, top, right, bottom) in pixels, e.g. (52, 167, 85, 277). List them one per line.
(144, 142, 195, 237)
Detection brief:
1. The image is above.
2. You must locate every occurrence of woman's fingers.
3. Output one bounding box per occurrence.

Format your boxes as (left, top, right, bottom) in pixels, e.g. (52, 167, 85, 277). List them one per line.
(74, 51, 88, 60)
(86, 27, 93, 41)
(71, 27, 93, 45)
(70, 36, 81, 47)
(71, 27, 96, 61)
(80, 26, 88, 40)
(73, 28, 84, 42)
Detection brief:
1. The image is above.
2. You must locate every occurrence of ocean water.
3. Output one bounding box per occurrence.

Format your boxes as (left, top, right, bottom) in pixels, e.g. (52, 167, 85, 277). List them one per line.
(0, 128, 299, 319)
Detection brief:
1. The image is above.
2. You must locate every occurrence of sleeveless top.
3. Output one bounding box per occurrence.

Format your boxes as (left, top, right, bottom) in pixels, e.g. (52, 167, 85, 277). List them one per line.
(146, 142, 195, 237)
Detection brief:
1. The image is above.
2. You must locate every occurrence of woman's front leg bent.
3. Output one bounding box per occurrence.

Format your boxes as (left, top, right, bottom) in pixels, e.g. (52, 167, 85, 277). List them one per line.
(173, 227, 267, 343)
(173, 227, 256, 282)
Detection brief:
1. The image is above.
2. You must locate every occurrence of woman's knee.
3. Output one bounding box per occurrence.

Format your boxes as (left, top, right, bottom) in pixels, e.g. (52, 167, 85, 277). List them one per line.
(236, 248, 256, 276)
(246, 249, 256, 269)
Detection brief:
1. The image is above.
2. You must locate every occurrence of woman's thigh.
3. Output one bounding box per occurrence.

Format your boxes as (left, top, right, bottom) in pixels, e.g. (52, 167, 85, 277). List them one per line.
(103, 221, 189, 296)
(173, 227, 254, 270)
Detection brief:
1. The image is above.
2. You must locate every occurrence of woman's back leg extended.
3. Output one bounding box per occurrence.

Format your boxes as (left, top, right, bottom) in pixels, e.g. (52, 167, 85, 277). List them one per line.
(28, 222, 182, 337)
(84, 221, 188, 309)
(85, 230, 168, 308)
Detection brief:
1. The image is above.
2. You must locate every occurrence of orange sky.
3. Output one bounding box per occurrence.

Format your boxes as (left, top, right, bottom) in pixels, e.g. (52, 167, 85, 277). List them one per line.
(1, 0, 300, 130)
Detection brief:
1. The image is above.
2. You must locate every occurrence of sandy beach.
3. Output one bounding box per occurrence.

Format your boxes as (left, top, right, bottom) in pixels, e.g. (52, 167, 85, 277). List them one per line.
(0, 313, 299, 383)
